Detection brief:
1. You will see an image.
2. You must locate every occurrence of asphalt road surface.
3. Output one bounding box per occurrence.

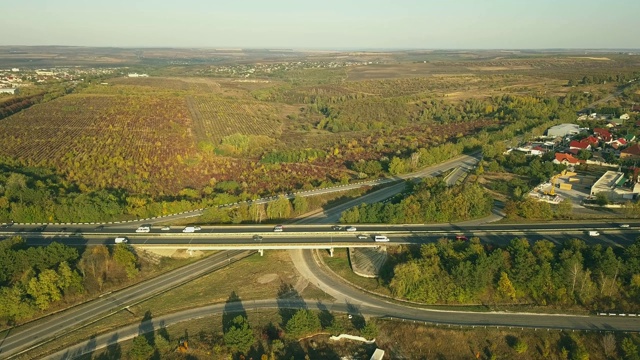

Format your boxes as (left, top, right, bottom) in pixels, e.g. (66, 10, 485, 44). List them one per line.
(0, 250, 254, 359)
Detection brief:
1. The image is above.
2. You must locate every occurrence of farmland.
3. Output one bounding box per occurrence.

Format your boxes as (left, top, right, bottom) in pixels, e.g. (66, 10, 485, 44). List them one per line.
(0, 49, 639, 222)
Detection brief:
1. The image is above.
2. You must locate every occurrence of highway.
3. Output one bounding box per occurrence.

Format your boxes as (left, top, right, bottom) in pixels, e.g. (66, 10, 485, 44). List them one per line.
(5, 220, 640, 249)
(2, 150, 640, 359)
(0, 250, 254, 359)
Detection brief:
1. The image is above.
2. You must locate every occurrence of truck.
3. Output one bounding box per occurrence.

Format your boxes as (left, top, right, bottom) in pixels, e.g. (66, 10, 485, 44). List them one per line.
(114, 237, 128, 243)
(588, 231, 600, 236)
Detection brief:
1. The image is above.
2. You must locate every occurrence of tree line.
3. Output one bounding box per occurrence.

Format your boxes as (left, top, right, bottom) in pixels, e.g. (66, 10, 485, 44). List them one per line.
(386, 237, 640, 312)
(341, 179, 493, 224)
(0, 237, 140, 327)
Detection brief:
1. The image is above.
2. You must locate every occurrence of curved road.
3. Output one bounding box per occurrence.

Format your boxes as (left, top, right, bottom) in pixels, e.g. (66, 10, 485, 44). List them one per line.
(44, 249, 640, 360)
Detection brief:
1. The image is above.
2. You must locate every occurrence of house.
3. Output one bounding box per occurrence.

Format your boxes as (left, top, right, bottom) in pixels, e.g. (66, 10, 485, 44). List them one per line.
(610, 138, 628, 149)
(621, 144, 640, 159)
(569, 139, 592, 151)
(593, 128, 613, 142)
(547, 123, 581, 137)
(620, 113, 630, 120)
(554, 153, 584, 165)
(607, 118, 624, 127)
(585, 135, 600, 147)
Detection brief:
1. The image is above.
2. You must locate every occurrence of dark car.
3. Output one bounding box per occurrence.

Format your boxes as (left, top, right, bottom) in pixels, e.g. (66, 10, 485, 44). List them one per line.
(331, 225, 342, 231)
(95, 225, 105, 231)
(252, 234, 263, 241)
(455, 235, 468, 241)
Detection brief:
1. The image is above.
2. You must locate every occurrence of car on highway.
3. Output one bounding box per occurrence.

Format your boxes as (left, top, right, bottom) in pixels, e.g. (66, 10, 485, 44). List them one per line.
(136, 226, 151, 233)
(331, 225, 342, 231)
(620, 224, 630, 228)
(346, 226, 357, 232)
(589, 231, 600, 236)
(182, 226, 197, 233)
(114, 237, 128, 244)
(193, 226, 202, 231)
(273, 225, 283, 232)
(95, 225, 104, 231)
(455, 235, 468, 241)
(357, 234, 368, 240)
(253, 234, 263, 241)
(161, 226, 171, 231)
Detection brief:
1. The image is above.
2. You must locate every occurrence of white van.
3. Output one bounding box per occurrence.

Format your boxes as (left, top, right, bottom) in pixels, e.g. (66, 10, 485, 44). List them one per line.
(374, 235, 389, 242)
(183, 226, 196, 233)
(114, 237, 128, 243)
(588, 231, 600, 237)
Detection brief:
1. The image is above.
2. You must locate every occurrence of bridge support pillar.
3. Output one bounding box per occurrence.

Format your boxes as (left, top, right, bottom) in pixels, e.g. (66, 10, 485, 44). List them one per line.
(258, 249, 264, 256)
(329, 247, 334, 257)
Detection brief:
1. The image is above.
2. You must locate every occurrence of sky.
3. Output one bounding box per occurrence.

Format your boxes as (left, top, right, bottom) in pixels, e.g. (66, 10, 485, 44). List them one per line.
(4, 0, 640, 49)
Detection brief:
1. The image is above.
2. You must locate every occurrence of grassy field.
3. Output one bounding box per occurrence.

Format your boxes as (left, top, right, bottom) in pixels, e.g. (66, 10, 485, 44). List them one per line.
(16, 250, 331, 360)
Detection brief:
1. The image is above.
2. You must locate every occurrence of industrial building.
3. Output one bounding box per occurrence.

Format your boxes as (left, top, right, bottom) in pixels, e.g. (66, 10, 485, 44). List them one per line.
(590, 171, 639, 201)
(546, 123, 582, 137)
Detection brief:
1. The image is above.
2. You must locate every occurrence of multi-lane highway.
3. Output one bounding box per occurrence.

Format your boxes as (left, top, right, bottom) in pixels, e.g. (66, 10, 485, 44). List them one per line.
(6, 221, 639, 249)
(0, 250, 254, 359)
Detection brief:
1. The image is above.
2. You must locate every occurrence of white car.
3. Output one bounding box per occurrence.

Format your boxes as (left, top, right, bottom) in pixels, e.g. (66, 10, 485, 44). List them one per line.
(135, 226, 150, 233)
(620, 224, 630, 228)
(346, 226, 357, 232)
(161, 226, 171, 231)
(273, 225, 283, 232)
(114, 237, 128, 243)
(193, 226, 202, 231)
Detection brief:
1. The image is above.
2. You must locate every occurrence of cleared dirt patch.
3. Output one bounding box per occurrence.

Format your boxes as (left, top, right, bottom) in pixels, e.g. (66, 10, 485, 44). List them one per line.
(256, 273, 279, 284)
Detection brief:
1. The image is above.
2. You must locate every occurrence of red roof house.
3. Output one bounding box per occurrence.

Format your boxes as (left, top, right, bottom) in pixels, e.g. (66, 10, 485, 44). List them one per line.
(554, 153, 584, 165)
(569, 139, 592, 150)
(593, 128, 612, 142)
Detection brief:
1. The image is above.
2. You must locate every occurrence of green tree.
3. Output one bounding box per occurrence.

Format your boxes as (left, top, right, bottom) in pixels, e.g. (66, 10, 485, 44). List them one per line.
(154, 334, 172, 356)
(266, 196, 291, 220)
(388, 157, 408, 175)
(223, 315, 255, 354)
(622, 337, 640, 360)
(286, 309, 321, 338)
(360, 322, 379, 339)
(27, 269, 62, 310)
(513, 338, 528, 354)
(112, 243, 138, 279)
(129, 335, 154, 360)
(595, 192, 610, 206)
(497, 272, 517, 301)
(292, 196, 309, 215)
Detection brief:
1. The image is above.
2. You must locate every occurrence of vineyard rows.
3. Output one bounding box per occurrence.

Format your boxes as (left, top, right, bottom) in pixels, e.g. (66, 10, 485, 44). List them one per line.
(0, 91, 351, 196)
(186, 96, 282, 143)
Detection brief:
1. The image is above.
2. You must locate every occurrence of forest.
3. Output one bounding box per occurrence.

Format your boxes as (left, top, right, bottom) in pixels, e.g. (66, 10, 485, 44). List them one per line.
(386, 237, 640, 312)
(0, 236, 141, 327)
(340, 179, 493, 224)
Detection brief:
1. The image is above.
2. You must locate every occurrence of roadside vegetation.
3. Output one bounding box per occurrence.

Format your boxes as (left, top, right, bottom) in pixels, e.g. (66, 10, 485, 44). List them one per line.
(0, 236, 190, 329)
(327, 237, 640, 313)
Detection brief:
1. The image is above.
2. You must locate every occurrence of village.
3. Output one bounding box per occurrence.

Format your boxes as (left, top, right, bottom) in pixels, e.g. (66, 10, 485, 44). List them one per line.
(507, 110, 640, 208)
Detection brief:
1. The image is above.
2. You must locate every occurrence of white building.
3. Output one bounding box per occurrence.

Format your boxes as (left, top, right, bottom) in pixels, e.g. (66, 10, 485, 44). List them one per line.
(128, 73, 149, 78)
(620, 113, 630, 120)
(547, 123, 581, 137)
(11, 68, 19, 72)
(591, 171, 639, 201)
(0, 88, 17, 94)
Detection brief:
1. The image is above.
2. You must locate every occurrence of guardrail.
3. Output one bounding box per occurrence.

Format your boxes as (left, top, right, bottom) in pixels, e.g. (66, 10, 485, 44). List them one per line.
(0, 153, 481, 227)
